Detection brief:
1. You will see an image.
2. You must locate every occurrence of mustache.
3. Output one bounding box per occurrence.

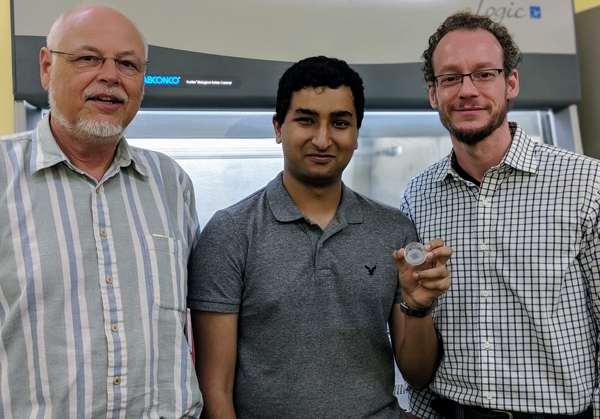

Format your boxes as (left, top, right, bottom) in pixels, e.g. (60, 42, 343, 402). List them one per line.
(449, 100, 489, 111)
(83, 86, 129, 103)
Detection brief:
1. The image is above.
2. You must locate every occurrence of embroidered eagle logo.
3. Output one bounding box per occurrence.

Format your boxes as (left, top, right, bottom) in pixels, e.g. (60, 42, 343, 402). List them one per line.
(365, 265, 376, 276)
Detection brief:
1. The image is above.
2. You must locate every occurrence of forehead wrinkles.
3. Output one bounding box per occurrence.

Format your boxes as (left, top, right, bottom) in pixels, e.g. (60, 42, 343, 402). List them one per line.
(63, 35, 145, 58)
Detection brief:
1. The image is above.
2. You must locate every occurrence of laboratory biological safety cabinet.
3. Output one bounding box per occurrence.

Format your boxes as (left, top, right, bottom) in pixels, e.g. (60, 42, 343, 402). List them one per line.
(11, 0, 582, 409)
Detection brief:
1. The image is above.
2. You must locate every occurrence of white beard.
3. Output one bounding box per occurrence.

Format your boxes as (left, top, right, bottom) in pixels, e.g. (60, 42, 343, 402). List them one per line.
(48, 85, 127, 146)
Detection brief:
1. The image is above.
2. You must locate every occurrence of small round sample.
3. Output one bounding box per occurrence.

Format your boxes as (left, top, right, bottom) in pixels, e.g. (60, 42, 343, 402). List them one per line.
(404, 242, 427, 265)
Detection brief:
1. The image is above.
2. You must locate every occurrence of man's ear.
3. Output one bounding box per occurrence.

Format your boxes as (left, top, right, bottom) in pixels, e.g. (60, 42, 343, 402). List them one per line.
(40, 47, 53, 92)
(428, 82, 438, 110)
(273, 115, 283, 144)
(506, 69, 519, 100)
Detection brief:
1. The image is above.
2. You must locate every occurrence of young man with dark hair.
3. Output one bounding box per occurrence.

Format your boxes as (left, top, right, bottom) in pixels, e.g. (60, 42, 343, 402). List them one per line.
(402, 11, 600, 419)
(189, 56, 452, 418)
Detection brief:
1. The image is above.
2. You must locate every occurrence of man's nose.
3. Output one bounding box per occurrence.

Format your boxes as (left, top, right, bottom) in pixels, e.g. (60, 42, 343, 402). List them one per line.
(96, 57, 120, 84)
(458, 74, 479, 97)
(312, 125, 332, 149)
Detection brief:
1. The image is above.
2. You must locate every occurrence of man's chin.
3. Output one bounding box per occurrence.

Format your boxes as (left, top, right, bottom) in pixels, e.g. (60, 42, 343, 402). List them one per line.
(441, 107, 508, 147)
(74, 118, 124, 145)
(294, 168, 343, 188)
(447, 125, 495, 146)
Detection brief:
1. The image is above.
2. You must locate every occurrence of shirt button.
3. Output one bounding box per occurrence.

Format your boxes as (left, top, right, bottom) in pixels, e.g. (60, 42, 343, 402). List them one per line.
(481, 199, 489, 206)
(485, 392, 494, 400)
(483, 341, 492, 350)
(106, 276, 113, 284)
(100, 229, 107, 237)
(112, 324, 119, 332)
(482, 290, 490, 298)
(480, 244, 488, 250)
(113, 377, 121, 385)
(95, 187, 100, 194)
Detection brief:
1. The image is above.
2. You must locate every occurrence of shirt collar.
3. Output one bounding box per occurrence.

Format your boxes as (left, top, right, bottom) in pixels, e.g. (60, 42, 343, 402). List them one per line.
(433, 153, 453, 183)
(501, 122, 538, 174)
(433, 122, 538, 182)
(31, 111, 148, 177)
(266, 171, 363, 224)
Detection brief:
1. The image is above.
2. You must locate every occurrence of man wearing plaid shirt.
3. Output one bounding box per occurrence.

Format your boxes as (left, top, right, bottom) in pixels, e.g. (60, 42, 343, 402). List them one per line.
(401, 11, 600, 419)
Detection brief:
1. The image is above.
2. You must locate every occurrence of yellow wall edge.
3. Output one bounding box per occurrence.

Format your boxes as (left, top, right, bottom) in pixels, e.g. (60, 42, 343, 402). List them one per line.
(574, 0, 600, 13)
(0, 0, 14, 135)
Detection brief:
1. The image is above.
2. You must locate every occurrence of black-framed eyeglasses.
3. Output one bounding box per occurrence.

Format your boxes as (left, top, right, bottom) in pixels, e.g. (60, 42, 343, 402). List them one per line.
(50, 50, 150, 77)
(434, 68, 506, 90)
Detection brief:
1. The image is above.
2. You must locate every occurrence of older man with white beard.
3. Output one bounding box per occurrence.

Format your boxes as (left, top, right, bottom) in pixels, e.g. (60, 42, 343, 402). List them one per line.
(0, 5, 203, 418)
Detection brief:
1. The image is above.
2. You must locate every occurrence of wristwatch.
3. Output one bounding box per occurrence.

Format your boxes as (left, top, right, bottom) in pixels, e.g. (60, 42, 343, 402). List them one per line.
(400, 298, 438, 318)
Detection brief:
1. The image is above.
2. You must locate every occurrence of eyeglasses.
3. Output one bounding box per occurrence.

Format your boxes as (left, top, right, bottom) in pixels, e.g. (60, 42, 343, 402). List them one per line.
(50, 50, 149, 77)
(434, 68, 506, 90)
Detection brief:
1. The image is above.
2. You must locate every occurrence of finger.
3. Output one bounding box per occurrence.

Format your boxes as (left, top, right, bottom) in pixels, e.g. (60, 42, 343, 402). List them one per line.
(414, 265, 450, 281)
(425, 238, 445, 251)
(392, 248, 405, 264)
(393, 248, 405, 260)
(428, 245, 453, 265)
(393, 249, 409, 275)
(419, 276, 452, 294)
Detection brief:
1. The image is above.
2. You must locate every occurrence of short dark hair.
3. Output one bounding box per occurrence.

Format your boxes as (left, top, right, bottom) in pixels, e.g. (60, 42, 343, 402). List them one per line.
(422, 11, 522, 84)
(275, 56, 365, 129)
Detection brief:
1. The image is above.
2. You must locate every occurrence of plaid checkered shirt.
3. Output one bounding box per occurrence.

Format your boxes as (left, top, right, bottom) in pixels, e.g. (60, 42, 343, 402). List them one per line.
(401, 123, 600, 418)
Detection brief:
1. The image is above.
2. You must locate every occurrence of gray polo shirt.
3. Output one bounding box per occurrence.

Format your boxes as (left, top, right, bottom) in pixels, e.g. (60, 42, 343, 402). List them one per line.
(188, 172, 417, 418)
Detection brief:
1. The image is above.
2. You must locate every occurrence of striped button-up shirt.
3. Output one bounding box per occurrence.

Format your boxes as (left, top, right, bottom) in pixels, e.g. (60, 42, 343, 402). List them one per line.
(401, 124, 600, 418)
(0, 113, 203, 418)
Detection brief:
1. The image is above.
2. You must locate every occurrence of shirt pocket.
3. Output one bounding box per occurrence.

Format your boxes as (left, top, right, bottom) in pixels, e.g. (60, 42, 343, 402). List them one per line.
(143, 234, 187, 312)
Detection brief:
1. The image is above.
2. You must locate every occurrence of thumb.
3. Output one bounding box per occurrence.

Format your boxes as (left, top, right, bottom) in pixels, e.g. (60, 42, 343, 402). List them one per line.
(393, 248, 409, 275)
